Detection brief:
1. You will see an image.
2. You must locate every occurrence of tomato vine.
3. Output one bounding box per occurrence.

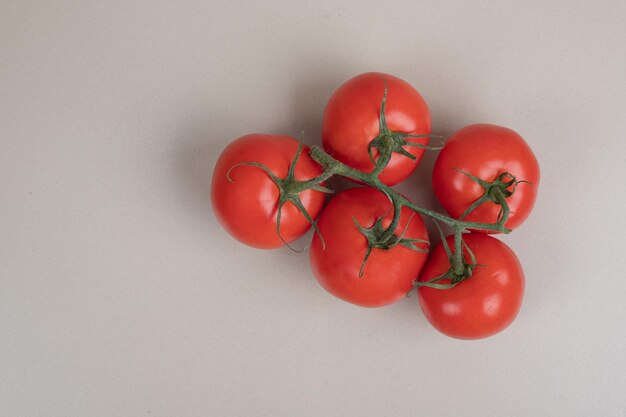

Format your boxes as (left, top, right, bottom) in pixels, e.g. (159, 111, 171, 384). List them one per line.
(226, 85, 527, 291)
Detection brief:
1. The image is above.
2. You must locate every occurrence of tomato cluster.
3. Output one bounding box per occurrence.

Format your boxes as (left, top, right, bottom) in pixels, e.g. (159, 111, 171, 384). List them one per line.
(211, 72, 540, 340)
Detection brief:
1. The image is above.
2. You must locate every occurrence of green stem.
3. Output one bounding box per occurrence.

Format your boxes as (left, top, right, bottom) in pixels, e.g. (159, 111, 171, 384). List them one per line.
(310, 146, 511, 234)
(379, 199, 403, 242)
(372, 136, 394, 176)
(491, 186, 510, 225)
(290, 168, 337, 193)
(452, 226, 464, 276)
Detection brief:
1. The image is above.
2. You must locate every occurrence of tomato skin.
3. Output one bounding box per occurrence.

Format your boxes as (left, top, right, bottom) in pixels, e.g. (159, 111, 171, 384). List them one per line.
(432, 124, 540, 232)
(417, 234, 524, 339)
(322, 72, 431, 186)
(211, 134, 326, 249)
(309, 187, 429, 307)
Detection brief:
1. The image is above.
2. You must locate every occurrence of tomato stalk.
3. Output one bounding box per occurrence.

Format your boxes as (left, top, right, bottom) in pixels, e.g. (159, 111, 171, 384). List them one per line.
(225, 81, 525, 288)
(226, 133, 518, 287)
(309, 146, 511, 234)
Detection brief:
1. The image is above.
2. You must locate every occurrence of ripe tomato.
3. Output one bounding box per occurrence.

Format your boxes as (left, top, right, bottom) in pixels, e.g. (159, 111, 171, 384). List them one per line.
(322, 72, 431, 186)
(309, 187, 429, 307)
(211, 134, 326, 249)
(417, 234, 524, 339)
(432, 124, 540, 232)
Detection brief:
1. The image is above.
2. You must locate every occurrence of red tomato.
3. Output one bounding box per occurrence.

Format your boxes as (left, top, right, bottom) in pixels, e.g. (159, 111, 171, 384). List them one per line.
(309, 187, 429, 307)
(432, 124, 540, 232)
(417, 234, 524, 339)
(322, 72, 431, 186)
(211, 134, 326, 249)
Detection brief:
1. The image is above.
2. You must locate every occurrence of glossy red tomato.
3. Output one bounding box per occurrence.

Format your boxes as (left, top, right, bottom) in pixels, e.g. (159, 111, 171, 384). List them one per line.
(417, 234, 524, 339)
(432, 124, 540, 232)
(309, 187, 429, 307)
(211, 134, 326, 249)
(322, 72, 431, 186)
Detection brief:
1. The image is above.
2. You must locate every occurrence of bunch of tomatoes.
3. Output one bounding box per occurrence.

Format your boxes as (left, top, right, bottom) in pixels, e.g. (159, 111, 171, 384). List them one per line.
(211, 72, 540, 340)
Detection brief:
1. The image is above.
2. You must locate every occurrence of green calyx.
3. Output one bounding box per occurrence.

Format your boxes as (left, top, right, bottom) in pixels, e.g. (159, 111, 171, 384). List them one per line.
(456, 170, 532, 226)
(353, 212, 428, 278)
(411, 224, 479, 291)
(368, 79, 443, 175)
(226, 137, 333, 252)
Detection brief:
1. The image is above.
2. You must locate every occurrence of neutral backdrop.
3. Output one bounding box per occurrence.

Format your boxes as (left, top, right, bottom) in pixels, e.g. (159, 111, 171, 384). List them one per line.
(2, 1, 625, 416)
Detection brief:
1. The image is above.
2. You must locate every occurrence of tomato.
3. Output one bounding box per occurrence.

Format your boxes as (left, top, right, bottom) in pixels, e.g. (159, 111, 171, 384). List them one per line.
(322, 72, 431, 186)
(432, 124, 540, 232)
(417, 234, 524, 339)
(211, 134, 326, 249)
(309, 187, 429, 307)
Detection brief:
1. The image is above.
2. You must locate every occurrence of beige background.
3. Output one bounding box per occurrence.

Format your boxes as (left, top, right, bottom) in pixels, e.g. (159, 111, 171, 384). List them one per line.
(2, 1, 625, 416)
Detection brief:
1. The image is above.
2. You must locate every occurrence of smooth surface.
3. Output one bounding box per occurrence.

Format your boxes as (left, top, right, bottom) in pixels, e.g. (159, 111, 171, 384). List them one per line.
(1, 1, 625, 416)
